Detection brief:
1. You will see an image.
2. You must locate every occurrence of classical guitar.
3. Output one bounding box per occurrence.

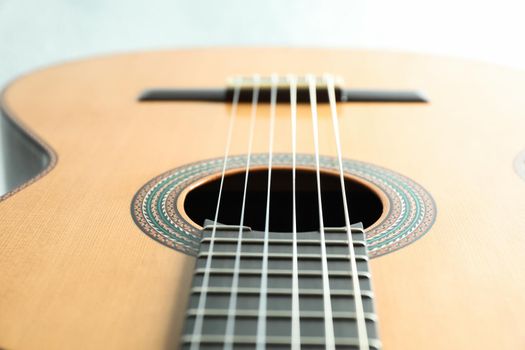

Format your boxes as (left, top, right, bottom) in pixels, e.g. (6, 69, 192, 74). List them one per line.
(1, 49, 525, 350)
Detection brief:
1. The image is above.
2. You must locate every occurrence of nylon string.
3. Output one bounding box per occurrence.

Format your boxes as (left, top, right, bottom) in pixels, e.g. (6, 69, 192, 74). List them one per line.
(289, 75, 301, 350)
(325, 74, 369, 349)
(308, 74, 336, 350)
(255, 74, 278, 350)
(189, 78, 241, 350)
(223, 74, 261, 350)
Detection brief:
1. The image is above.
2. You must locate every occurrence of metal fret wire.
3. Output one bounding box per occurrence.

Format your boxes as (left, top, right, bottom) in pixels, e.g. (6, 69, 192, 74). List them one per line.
(189, 79, 241, 350)
(307, 74, 336, 350)
(325, 74, 369, 349)
(255, 74, 278, 349)
(223, 75, 260, 350)
(289, 75, 301, 350)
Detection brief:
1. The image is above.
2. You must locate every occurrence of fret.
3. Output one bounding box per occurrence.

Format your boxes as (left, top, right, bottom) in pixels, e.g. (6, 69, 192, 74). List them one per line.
(189, 288, 376, 298)
(182, 336, 382, 350)
(182, 224, 381, 349)
(193, 269, 371, 277)
(196, 253, 369, 261)
(186, 310, 377, 320)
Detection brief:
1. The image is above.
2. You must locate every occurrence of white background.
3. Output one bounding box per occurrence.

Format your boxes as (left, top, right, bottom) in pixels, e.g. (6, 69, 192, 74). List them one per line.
(1, 0, 524, 193)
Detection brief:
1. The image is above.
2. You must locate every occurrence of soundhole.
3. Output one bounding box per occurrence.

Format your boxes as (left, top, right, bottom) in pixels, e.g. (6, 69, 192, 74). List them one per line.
(184, 167, 384, 233)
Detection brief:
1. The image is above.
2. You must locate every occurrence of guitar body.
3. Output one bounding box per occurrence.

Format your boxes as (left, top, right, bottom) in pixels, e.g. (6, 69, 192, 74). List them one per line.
(1, 49, 524, 350)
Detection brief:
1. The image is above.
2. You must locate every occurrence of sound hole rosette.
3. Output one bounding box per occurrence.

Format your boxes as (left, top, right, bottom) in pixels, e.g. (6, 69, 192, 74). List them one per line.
(131, 154, 436, 258)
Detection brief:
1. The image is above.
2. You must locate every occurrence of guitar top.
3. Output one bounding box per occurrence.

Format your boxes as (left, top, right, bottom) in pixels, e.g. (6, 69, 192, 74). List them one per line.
(0, 49, 524, 350)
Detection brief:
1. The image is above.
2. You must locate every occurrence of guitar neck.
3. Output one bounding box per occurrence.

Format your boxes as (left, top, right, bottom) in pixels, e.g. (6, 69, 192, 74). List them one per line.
(181, 222, 381, 349)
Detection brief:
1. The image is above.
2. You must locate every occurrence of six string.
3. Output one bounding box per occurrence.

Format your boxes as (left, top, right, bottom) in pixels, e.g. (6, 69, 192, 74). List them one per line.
(223, 74, 261, 350)
(191, 74, 369, 349)
(288, 75, 301, 350)
(325, 74, 369, 349)
(189, 78, 241, 350)
(255, 74, 278, 350)
(307, 74, 336, 350)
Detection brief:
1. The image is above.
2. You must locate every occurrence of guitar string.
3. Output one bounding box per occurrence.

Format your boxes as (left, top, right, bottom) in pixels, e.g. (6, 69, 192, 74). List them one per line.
(189, 78, 241, 350)
(288, 74, 301, 350)
(255, 74, 278, 350)
(223, 74, 260, 350)
(308, 74, 336, 350)
(325, 74, 369, 349)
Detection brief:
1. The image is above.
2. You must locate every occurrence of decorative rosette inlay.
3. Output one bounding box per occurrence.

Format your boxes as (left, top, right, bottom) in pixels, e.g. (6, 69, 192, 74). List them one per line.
(131, 154, 436, 258)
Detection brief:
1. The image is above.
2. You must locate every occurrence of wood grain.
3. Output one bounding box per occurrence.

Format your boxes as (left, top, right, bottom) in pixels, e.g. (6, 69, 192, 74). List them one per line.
(0, 49, 525, 349)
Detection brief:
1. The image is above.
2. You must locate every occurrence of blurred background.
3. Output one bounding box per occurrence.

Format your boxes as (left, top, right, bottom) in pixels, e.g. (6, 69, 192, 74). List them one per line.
(1, 0, 524, 194)
(2, 0, 525, 87)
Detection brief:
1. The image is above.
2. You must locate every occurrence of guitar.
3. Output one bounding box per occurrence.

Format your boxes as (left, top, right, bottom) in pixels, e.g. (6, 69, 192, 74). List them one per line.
(1, 49, 524, 350)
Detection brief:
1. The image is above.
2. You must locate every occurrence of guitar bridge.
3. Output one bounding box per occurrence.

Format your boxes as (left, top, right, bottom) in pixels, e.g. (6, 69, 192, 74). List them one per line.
(138, 74, 428, 104)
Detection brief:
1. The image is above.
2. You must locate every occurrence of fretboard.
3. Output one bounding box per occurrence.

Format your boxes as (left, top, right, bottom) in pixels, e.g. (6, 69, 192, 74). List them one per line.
(181, 222, 381, 349)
